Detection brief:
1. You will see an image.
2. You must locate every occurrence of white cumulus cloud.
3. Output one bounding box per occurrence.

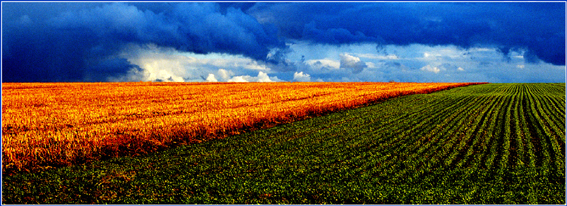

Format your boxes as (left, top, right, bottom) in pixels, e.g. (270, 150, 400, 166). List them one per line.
(205, 73, 218, 82)
(228, 76, 249, 82)
(420, 65, 441, 74)
(293, 71, 311, 82)
(227, 71, 283, 82)
(217, 69, 234, 81)
(339, 53, 367, 74)
(257, 71, 273, 82)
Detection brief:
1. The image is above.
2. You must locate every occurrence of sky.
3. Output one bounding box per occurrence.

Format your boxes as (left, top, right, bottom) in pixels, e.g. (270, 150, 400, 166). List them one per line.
(2, 2, 565, 83)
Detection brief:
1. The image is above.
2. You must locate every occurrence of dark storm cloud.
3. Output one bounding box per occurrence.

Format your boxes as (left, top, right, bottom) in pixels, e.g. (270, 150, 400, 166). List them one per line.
(247, 2, 565, 65)
(83, 58, 143, 82)
(3, 2, 564, 83)
(2, 2, 284, 82)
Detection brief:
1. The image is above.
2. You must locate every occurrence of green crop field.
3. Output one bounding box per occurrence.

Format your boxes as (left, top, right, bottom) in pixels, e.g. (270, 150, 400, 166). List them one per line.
(2, 83, 565, 204)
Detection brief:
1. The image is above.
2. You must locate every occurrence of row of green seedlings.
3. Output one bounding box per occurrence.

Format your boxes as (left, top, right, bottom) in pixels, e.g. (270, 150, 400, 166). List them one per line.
(514, 84, 544, 203)
(444, 87, 504, 170)
(177, 98, 456, 203)
(330, 84, 536, 196)
(320, 94, 466, 179)
(306, 89, 483, 185)
(477, 84, 514, 174)
(418, 85, 503, 181)
(362, 84, 540, 183)
(262, 94, 475, 202)
(329, 86, 498, 187)
(523, 85, 564, 179)
(528, 85, 565, 152)
(381, 86, 495, 174)
(453, 87, 507, 171)
(216, 93, 452, 192)
(532, 84, 565, 138)
(378, 92, 483, 181)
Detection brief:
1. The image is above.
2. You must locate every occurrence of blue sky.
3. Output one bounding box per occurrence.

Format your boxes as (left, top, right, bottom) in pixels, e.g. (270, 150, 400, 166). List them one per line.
(2, 2, 565, 83)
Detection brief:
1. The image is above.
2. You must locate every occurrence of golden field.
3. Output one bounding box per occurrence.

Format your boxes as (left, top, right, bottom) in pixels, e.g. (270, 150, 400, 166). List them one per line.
(2, 82, 482, 175)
